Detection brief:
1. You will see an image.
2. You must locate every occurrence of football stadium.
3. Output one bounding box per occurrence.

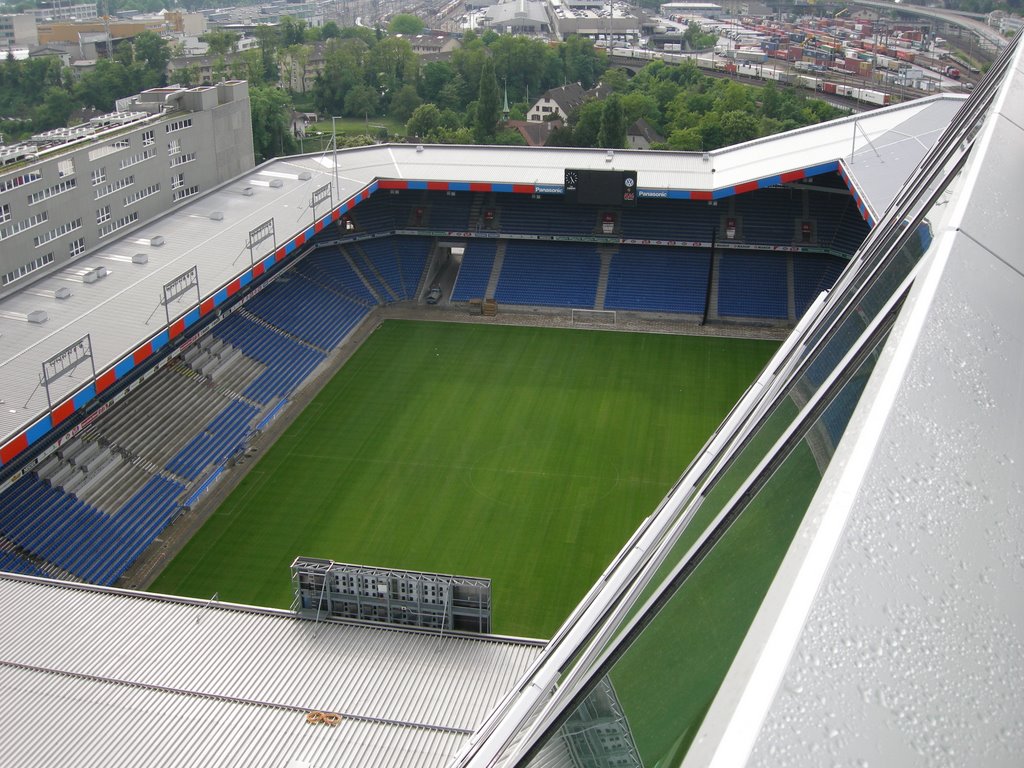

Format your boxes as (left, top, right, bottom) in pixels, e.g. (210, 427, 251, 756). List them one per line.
(0, 33, 1021, 768)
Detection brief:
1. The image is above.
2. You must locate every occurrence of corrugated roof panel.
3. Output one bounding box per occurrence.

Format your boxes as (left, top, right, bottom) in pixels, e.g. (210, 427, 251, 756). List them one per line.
(0, 663, 470, 767)
(0, 576, 544, 735)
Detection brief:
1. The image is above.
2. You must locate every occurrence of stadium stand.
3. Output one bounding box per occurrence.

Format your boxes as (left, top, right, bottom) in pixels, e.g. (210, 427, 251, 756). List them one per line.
(734, 188, 804, 245)
(618, 198, 719, 241)
(496, 196, 605, 236)
(495, 241, 601, 308)
(717, 251, 790, 319)
(604, 246, 710, 314)
(793, 254, 846, 319)
(452, 240, 499, 301)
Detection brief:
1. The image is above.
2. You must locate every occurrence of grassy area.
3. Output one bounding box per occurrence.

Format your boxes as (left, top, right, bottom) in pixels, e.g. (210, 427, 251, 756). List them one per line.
(150, 320, 778, 638)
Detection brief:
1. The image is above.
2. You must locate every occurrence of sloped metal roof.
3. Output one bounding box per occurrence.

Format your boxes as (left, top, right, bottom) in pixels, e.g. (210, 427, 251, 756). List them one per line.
(0, 574, 544, 767)
(0, 96, 962, 466)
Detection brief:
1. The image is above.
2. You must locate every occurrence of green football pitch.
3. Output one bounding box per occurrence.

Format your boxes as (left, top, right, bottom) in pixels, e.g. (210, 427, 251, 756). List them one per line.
(150, 320, 778, 638)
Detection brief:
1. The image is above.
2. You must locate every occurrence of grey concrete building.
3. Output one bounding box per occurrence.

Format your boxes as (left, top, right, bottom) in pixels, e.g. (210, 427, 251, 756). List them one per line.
(0, 81, 254, 297)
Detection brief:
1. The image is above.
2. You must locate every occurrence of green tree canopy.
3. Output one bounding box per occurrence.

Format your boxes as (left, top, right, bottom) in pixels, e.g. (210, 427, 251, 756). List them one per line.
(249, 84, 297, 161)
(388, 14, 425, 35)
(597, 92, 627, 149)
(474, 56, 500, 143)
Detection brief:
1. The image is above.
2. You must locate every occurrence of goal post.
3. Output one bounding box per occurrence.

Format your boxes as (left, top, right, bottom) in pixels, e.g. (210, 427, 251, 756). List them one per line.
(572, 309, 617, 327)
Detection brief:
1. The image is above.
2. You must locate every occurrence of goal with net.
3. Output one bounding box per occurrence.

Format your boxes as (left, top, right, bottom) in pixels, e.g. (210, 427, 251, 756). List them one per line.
(571, 309, 617, 326)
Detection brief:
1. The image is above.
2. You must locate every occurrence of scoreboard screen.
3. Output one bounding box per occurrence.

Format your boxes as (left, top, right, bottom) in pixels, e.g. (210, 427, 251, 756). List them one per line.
(564, 169, 637, 207)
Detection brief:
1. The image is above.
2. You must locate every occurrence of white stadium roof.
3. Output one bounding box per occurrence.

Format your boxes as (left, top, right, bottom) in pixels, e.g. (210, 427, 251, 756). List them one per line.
(0, 95, 962, 467)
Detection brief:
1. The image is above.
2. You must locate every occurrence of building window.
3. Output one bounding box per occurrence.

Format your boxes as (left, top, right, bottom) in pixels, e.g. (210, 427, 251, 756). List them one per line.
(0, 171, 42, 193)
(2, 252, 53, 286)
(170, 172, 185, 190)
(142, 129, 155, 146)
(28, 178, 77, 205)
(98, 211, 139, 238)
(165, 118, 193, 133)
(124, 183, 160, 207)
(96, 205, 111, 224)
(120, 149, 155, 170)
(33, 217, 82, 247)
(169, 151, 196, 168)
(95, 174, 135, 200)
(57, 158, 75, 178)
(69, 237, 86, 257)
(168, 138, 181, 156)
(0, 203, 9, 224)
(0, 211, 49, 241)
(90, 167, 107, 186)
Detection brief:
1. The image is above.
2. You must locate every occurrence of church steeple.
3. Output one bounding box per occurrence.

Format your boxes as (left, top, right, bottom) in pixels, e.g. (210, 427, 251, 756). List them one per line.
(502, 78, 510, 124)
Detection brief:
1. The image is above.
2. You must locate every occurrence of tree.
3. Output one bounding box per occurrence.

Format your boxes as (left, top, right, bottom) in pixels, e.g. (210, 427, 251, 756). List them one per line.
(344, 84, 379, 118)
(388, 14, 424, 35)
(313, 38, 368, 115)
(202, 29, 239, 57)
(283, 44, 311, 92)
(133, 30, 170, 86)
(474, 56, 500, 143)
(406, 103, 441, 139)
(597, 92, 626, 149)
(230, 50, 266, 85)
(320, 21, 341, 40)
(388, 83, 421, 122)
(249, 84, 297, 161)
(254, 25, 280, 83)
(562, 36, 605, 90)
(33, 86, 75, 131)
(279, 16, 308, 47)
(569, 99, 603, 147)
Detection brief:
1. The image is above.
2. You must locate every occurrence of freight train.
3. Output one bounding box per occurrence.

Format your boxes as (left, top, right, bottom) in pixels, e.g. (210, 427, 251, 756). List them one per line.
(611, 47, 891, 106)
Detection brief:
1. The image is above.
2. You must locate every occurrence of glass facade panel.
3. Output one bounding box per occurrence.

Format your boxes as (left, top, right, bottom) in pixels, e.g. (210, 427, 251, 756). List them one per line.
(523, 331, 890, 768)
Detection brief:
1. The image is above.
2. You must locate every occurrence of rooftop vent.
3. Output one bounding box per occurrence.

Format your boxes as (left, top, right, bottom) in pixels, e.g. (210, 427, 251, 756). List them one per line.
(269, 179, 284, 188)
(82, 270, 97, 284)
(150, 236, 165, 247)
(298, 171, 312, 180)
(54, 286, 72, 300)
(27, 310, 48, 324)
(242, 187, 254, 196)
(94, 266, 108, 279)
(416, 145, 424, 153)
(132, 253, 149, 264)
(209, 211, 224, 221)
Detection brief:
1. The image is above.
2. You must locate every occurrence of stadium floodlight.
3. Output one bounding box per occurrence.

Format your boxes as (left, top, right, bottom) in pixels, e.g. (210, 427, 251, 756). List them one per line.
(310, 182, 332, 223)
(247, 218, 276, 266)
(39, 335, 96, 412)
(161, 266, 200, 327)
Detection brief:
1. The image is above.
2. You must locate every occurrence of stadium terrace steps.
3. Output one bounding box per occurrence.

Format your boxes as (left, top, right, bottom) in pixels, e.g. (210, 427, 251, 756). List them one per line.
(353, 241, 400, 301)
(340, 246, 385, 303)
(451, 240, 498, 302)
(212, 313, 326, 405)
(0, 471, 185, 586)
(165, 401, 258, 482)
(306, 249, 378, 305)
